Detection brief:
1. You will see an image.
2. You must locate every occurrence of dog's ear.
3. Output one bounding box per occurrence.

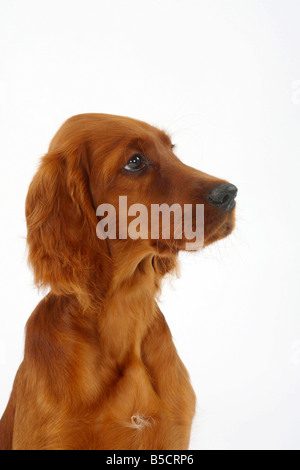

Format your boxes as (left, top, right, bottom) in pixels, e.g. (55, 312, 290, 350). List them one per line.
(25, 144, 111, 311)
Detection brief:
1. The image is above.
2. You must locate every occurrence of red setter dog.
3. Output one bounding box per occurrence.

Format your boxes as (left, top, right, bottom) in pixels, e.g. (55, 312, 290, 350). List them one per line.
(0, 114, 237, 450)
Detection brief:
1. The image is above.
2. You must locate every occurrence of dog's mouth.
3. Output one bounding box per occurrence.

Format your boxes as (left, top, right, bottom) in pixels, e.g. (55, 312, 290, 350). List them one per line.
(152, 211, 236, 253)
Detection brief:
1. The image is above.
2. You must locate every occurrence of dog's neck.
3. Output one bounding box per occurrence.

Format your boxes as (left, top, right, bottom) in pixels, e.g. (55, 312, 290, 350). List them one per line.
(96, 240, 177, 364)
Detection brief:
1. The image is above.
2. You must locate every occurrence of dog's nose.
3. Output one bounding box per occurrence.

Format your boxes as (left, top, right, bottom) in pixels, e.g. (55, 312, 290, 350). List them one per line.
(207, 183, 238, 212)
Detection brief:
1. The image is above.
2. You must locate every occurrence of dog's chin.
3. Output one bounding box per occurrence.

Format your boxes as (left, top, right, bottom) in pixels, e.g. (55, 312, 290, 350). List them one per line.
(152, 241, 180, 256)
(152, 238, 200, 255)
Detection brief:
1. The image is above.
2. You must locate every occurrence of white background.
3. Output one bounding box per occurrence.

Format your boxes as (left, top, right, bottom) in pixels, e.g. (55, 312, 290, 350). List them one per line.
(0, 0, 299, 450)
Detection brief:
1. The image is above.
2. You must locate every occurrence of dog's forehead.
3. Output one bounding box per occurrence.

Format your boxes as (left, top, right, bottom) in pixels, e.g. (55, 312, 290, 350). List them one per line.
(90, 117, 173, 159)
(104, 116, 172, 147)
(50, 114, 173, 155)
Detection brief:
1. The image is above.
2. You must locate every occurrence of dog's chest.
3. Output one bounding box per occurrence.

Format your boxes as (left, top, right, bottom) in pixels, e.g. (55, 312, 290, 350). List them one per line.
(90, 359, 188, 450)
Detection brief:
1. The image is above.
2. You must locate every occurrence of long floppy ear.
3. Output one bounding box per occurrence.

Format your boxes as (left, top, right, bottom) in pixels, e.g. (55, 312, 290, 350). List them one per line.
(25, 144, 111, 311)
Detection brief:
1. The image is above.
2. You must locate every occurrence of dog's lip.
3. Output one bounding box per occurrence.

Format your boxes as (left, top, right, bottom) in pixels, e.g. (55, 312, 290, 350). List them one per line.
(226, 199, 236, 212)
(203, 215, 235, 246)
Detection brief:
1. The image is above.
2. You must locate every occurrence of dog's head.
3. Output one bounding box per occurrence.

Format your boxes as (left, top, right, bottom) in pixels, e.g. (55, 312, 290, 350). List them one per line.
(26, 114, 237, 306)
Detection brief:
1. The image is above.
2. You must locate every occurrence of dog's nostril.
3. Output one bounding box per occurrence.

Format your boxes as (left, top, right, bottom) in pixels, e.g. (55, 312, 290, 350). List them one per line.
(207, 183, 238, 212)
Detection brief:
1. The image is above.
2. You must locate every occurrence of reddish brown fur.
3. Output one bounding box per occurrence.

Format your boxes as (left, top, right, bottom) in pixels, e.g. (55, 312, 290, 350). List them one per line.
(0, 114, 236, 450)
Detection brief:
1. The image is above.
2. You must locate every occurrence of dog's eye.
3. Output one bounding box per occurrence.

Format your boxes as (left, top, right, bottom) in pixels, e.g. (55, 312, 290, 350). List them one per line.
(124, 154, 146, 172)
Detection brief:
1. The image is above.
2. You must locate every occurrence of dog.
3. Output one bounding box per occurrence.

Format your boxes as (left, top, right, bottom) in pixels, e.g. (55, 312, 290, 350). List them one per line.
(0, 113, 237, 449)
